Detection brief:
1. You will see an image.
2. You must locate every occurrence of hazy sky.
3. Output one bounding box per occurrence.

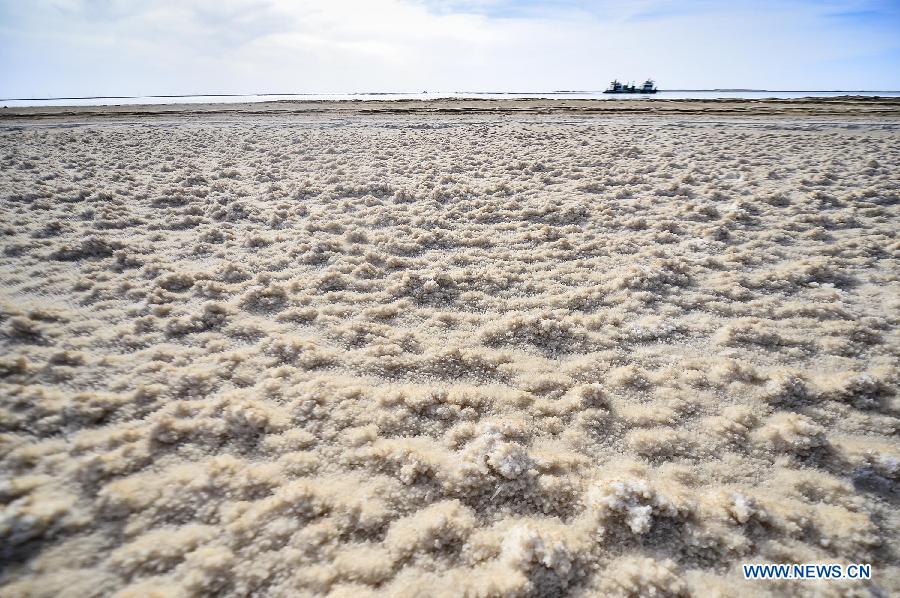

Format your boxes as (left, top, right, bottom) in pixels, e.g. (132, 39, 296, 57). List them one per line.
(1, 0, 899, 97)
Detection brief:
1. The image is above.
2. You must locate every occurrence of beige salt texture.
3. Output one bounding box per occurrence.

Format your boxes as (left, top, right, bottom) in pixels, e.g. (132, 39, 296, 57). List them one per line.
(0, 102, 898, 596)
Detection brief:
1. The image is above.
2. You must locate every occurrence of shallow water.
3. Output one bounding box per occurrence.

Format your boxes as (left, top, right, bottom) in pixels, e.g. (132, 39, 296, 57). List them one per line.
(3, 89, 899, 107)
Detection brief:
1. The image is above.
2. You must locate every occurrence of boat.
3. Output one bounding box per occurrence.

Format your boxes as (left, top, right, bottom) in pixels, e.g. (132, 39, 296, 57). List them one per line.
(604, 79, 658, 94)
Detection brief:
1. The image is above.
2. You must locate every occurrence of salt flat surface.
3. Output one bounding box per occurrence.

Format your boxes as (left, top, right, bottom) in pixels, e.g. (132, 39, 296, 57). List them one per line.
(1, 100, 898, 596)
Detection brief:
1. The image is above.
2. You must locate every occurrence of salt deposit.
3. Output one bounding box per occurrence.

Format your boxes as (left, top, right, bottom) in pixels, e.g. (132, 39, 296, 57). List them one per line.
(0, 98, 898, 596)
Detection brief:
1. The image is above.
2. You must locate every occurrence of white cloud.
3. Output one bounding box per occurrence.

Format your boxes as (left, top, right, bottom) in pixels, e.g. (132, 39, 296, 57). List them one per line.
(0, 0, 898, 97)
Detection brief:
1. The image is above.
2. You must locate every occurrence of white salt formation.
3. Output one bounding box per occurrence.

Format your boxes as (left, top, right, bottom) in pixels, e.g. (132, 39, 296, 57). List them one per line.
(0, 99, 898, 596)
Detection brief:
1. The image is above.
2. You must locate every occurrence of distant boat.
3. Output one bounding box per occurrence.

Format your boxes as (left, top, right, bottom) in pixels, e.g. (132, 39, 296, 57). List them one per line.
(604, 79, 658, 94)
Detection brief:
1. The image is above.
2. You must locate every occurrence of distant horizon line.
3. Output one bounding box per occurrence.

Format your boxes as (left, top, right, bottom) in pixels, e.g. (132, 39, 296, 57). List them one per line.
(4, 89, 900, 101)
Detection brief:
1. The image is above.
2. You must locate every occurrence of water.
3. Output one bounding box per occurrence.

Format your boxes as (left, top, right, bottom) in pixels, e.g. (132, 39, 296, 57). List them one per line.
(2, 90, 898, 108)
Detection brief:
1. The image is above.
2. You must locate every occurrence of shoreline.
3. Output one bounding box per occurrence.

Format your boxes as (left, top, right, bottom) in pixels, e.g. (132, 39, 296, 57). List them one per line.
(3, 96, 900, 123)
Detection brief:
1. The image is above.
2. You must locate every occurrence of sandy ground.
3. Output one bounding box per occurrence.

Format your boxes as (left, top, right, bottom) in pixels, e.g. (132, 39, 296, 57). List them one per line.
(0, 99, 898, 597)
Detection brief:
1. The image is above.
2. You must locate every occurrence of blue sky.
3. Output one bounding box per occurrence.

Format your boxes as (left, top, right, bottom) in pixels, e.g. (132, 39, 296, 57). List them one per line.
(1, 0, 898, 97)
